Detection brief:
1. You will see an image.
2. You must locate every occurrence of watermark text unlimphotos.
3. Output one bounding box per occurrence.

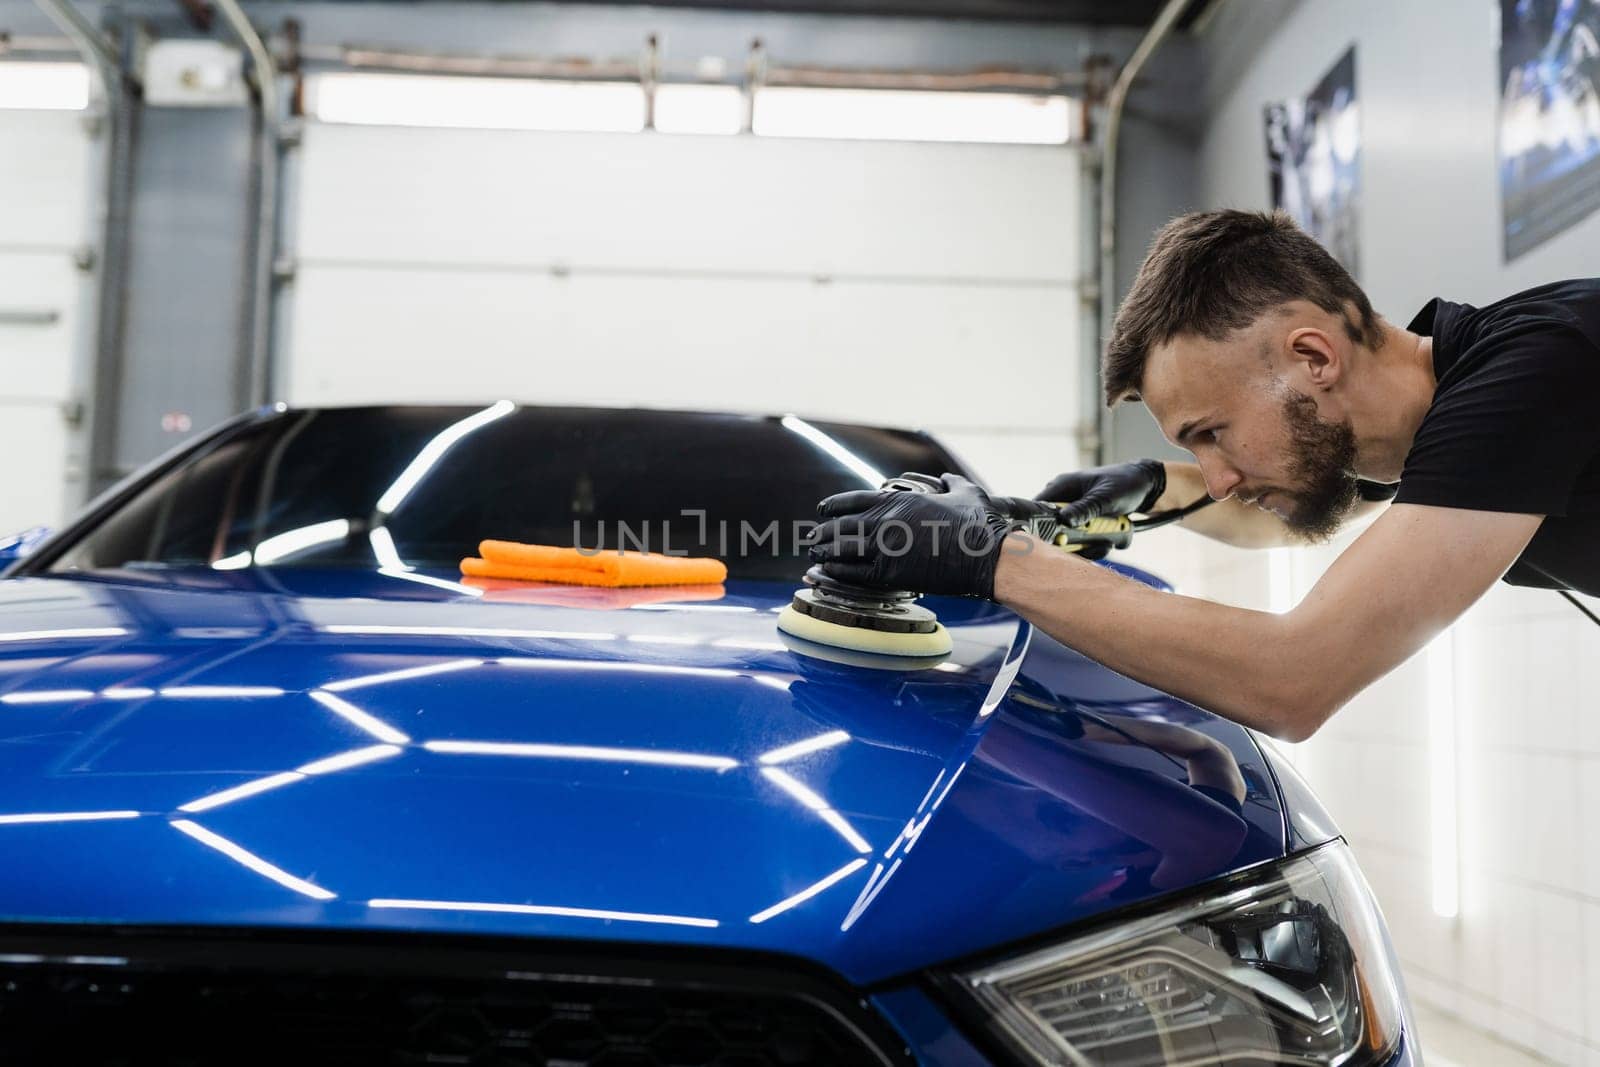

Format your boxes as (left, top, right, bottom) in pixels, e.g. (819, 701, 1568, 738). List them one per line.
(572, 509, 1012, 558)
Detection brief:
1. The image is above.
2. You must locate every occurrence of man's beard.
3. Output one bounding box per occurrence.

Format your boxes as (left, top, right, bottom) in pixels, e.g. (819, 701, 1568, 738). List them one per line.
(1274, 387, 1360, 541)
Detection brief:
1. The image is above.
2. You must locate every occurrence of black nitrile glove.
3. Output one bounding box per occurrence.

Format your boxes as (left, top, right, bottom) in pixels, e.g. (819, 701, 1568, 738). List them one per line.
(808, 473, 1021, 600)
(1035, 459, 1167, 527)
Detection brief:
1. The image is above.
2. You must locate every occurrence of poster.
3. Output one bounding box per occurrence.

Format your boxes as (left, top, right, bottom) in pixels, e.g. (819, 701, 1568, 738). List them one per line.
(1264, 47, 1361, 277)
(1499, 0, 1600, 260)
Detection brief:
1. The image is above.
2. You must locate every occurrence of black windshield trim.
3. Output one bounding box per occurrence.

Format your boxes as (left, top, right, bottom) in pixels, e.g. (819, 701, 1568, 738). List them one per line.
(9, 407, 289, 579)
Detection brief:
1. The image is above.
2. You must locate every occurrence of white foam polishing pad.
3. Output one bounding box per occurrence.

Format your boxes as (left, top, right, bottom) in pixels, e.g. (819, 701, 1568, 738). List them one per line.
(775, 603, 952, 658)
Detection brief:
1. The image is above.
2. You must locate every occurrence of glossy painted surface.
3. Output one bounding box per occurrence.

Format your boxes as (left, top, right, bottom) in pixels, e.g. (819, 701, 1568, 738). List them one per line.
(872, 985, 995, 1065)
(1266, 735, 1343, 851)
(0, 526, 50, 569)
(0, 565, 1287, 986)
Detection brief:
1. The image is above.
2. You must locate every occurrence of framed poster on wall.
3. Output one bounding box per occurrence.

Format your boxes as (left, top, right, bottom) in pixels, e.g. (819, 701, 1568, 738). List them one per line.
(1499, 0, 1600, 260)
(1264, 47, 1361, 277)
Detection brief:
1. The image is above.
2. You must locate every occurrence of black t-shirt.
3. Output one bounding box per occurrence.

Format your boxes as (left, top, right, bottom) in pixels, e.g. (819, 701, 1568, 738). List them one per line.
(1392, 279, 1600, 595)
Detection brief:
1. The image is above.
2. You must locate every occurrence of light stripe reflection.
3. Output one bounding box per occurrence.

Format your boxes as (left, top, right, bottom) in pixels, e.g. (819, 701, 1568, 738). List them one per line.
(296, 744, 404, 775)
(1, 689, 96, 705)
(100, 687, 156, 700)
(0, 628, 126, 644)
(779, 415, 884, 487)
(322, 659, 482, 693)
(749, 859, 867, 924)
(368, 898, 717, 928)
(170, 820, 336, 900)
(0, 810, 140, 825)
(496, 658, 735, 678)
(368, 526, 408, 571)
(309, 690, 412, 744)
(760, 767, 827, 810)
(178, 772, 305, 813)
(324, 625, 615, 641)
(375, 400, 515, 516)
(424, 740, 736, 771)
(252, 519, 352, 565)
(761, 767, 871, 853)
(377, 569, 486, 596)
(758, 731, 850, 765)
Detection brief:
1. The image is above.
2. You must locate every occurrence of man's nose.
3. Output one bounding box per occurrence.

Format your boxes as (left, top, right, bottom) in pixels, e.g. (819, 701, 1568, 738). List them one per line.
(1198, 457, 1242, 501)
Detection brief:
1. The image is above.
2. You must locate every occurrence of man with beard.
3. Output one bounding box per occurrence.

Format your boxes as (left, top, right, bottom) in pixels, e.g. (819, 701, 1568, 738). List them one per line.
(807, 209, 1600, 741)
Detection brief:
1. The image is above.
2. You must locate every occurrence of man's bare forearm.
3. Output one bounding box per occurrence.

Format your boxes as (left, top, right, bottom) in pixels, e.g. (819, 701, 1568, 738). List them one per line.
(993, 532, 1327, 739)
(990, 506, 1537, 741)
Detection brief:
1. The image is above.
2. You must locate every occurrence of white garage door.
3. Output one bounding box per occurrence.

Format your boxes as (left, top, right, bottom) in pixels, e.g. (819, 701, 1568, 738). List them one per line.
(282, 120, 1085, 492)
(0, 88, 93, 535)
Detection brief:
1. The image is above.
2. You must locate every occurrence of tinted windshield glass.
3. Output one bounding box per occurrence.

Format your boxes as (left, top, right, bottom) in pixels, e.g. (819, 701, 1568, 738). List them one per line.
(46, 406, 966, 581)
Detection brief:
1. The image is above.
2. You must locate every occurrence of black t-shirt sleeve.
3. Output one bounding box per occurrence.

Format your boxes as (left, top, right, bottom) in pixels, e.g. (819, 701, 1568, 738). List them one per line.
(1356, 479, 1399, 501)
(1393, 321, 1600, 517)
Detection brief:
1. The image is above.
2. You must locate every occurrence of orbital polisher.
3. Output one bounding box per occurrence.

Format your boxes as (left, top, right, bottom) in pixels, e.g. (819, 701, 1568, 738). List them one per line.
(775, 472, 1211, 662)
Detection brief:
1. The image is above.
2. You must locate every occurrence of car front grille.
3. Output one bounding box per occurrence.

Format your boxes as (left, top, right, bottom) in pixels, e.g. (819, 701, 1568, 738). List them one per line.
(0, 927, 903, 1066)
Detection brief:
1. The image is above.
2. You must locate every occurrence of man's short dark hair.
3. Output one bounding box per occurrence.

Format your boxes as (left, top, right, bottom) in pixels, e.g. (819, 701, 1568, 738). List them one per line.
(1104, 209, 1383, 405)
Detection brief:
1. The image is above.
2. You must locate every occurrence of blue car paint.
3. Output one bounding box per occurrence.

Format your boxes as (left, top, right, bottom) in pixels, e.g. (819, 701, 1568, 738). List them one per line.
(0, 526, 51, 570)
(0, 564, 1287, 990)
(872, 985, 996, 1064)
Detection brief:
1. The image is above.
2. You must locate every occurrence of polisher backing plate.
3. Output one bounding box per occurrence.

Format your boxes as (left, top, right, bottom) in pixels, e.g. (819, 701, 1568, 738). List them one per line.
(775, 603, 953, 658)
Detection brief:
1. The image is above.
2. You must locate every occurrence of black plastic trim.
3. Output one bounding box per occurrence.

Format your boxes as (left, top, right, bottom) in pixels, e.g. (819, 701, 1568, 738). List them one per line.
(7, 405, 290, 578)
(0, 921, 914, 1065)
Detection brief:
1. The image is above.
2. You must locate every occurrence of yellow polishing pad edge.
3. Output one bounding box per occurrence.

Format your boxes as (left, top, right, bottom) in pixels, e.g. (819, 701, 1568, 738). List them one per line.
(775, 603, 953, 658)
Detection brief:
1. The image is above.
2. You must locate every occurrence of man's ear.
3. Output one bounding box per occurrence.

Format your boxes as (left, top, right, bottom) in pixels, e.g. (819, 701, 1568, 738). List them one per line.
(1285, 326, 1342, 391)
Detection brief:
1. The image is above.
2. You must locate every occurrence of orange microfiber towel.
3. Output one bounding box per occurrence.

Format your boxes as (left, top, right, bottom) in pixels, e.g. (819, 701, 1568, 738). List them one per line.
(460, 540, 728, 588)
(461, 578, 729, 608)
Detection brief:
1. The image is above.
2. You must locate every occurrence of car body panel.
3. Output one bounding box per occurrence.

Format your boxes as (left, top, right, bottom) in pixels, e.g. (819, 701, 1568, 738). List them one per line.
(1263, 736, 1343, 851)
(0, 565, 1285, 986)
(871, 985, 994, 1065)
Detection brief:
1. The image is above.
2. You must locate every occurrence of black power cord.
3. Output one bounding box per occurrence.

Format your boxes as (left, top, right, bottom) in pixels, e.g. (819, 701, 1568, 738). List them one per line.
(1135, 499, 1600, 631)
(1561, 590, 1600, 629)
(1131, 494, 1216, 532)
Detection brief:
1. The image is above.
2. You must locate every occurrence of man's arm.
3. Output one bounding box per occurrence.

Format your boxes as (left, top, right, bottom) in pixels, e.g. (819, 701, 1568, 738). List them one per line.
(994, 503, 1540, 740)
(1149, 461, 1386, 548)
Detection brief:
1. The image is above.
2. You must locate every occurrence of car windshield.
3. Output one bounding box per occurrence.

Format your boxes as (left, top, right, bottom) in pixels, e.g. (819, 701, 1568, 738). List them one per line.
(42, 405, 966, 581)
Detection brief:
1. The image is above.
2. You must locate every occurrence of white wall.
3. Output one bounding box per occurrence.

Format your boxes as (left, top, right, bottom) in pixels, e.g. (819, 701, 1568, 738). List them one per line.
(0, 95, 94, 534)
(1119, 1, 1600, 1062)
(280, 120, 1086, 493)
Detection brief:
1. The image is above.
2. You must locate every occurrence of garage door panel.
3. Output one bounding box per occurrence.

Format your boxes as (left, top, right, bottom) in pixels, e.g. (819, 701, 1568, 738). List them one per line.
(295, 124, 1079, 281)
(0, 251, 85, 400)
(0, 109, 92, 248)
(0, 402, 70, 532)
(928, 429, 1078, 497)
(286, 267, 1076, 429)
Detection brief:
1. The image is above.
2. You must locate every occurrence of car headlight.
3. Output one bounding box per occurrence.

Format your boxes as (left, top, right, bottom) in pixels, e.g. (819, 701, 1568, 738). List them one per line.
(945, 842, 1403, 1066)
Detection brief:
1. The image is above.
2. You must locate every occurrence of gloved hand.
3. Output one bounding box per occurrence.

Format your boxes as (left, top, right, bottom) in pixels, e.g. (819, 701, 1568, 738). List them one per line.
(808, 473, 1022, 600)
(991, 495, 1118, 561)
(1036, 459, 1167, 527)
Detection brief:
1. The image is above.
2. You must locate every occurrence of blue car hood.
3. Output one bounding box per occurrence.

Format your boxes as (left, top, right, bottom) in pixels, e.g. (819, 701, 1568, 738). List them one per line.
(0, 568, 1285, 985)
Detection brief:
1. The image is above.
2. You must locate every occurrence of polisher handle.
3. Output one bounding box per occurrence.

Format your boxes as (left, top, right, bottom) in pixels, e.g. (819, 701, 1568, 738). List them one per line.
(991, 497, 1135, 555)
(1050, 514, 1135, 552)
(882, 478, 1138, 554)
